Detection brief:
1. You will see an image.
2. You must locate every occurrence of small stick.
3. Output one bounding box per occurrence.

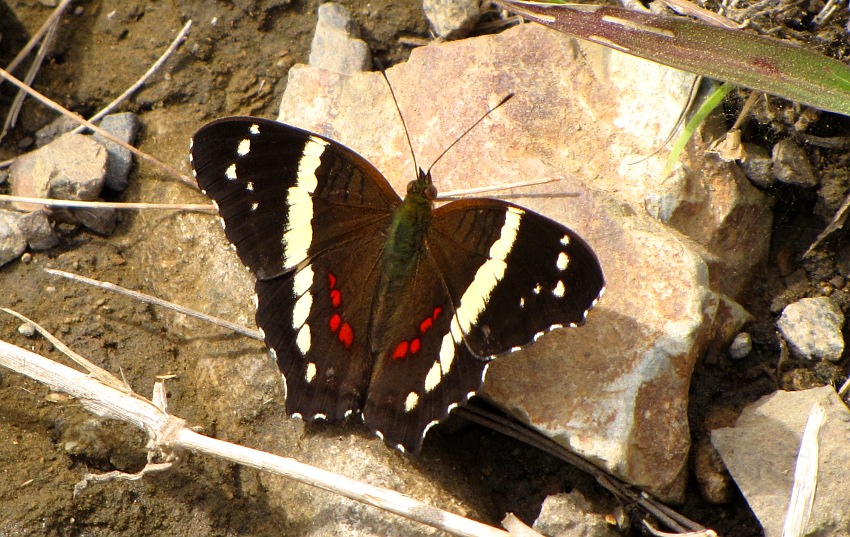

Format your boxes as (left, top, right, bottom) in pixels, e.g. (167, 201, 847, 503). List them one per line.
(1, 17, 60, 140)
(0, 195, 214, 212)
(70, 21, 193, 135)
(0, 337, 511, 537)
(437, 177, 559, 199)
(2, 0, 73, 76)
(1, 307, 129, 393)
(44, 269, 263, 341)
(0, 66, 194, 188)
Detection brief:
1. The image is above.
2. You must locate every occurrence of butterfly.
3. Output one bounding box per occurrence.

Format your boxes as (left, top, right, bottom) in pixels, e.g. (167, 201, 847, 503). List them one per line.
(190, 113, 604, 453)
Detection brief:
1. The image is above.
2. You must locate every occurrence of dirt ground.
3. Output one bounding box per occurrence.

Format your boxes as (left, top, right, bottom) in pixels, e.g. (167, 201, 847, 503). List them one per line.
(1, 0, 849, 536)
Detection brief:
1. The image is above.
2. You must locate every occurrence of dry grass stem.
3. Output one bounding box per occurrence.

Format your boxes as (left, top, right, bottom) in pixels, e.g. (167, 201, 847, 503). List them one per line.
(44, 269, 263, 341)
(0, 195, 214, 212)
(70, 20, 193, 135)
(1, 307, 129, 393)
(0, 337, 512, 537)
(438, 177, 558, 199)
(2, 0, 73, 75)
(0, 66, 194, 187)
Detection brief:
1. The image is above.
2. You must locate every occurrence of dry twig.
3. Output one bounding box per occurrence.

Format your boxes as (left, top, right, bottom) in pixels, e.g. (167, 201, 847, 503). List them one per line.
(0, 333, 510, 537)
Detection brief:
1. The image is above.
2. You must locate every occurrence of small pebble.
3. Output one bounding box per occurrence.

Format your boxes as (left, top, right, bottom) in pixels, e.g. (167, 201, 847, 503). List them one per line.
(728, 332, 752, 360)
(21, 252, 32, 263)
(18, 323, 36, 337)
(777, 296, 845, 361)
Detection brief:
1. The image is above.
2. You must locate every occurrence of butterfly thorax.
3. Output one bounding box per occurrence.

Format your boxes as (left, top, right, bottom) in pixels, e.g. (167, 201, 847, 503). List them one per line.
(380, 169, 436, 285)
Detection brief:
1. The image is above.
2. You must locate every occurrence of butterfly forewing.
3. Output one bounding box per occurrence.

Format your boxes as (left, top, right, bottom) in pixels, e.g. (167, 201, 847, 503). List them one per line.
(429, 199, 604, 356)
(190, 117, 400, 279)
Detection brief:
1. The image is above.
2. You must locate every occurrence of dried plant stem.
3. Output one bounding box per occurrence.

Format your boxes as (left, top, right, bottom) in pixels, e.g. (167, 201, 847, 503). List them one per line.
(70, 21, 193, 135)
(0, 337, 510, 537)
(0, 66, 194, 187)
(44, 269, 263, 341)
(1, 15, 59, 140)
(2, 0, 73, 75)
(0, 195, 214, 212)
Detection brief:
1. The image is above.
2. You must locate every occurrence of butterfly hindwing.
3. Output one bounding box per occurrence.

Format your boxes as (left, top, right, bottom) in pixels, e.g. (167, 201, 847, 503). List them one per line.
(256, 232, 387, 423)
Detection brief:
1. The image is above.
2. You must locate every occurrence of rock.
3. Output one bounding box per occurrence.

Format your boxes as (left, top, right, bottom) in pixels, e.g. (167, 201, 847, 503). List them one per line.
(35, 115, 77, 147)
(712, 386, 850, 537)
(772, 138, 817, 187)
(532, 491, 622, 537)
(777, 297, 844, 361)
(693, 439, 733, 504)
(16, 210, 59, 250)
(17, 323, 36, 337)
(9, 132, 108, 211)
(423, 0, 481, 39)
(739, 142, 773, 188)
(308, 3, 371, 75)
(93, 112, 141, 191)
(0, 210, 27, 268)
(270, 23, 760, 501)
(728, 331, 752, 359)
(70, 205, 118, 235)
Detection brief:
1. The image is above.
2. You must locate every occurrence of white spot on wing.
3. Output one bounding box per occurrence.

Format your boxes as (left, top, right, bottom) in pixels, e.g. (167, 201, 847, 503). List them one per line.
(424, 361, 442, 392)
(250, 202, 258, 211)
(557, 252, 569, 271)
(532, 284, 542, 295)
(249, 123, 260, 135)
(291, 412, 303, 420)
(282, 137, 328, 267)
(423, 420, 440, 438)
(560, 234, 570, 245)
(375, 430, 385, 441)
(269, 348, 277, 360)
(313, 413, 327, 420)
(292, 266, 314, 328)
(225, 163, 237, 180)
(553, 281, 565, 297)
(237, 138, 250, 156)
(404, 391, 419, 412)
(439, 332, 456, 376)
(246, 181, 255, 191)
(296, 324, 311, 354)
(455, 207, 522, 334)
(305, 362, 317, 383)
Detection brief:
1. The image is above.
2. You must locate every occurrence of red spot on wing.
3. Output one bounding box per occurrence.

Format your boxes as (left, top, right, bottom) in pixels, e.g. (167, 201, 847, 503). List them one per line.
(419, 317, 433, 334)
(432, 306, 442, 320)
(410, 338, 421, 354)
(339, 322, 354, 348)
(330, 289, 341, 308)
(392, 341, 409, 360)
(328, 272, 337, 288)
(329, 313, 341, 333)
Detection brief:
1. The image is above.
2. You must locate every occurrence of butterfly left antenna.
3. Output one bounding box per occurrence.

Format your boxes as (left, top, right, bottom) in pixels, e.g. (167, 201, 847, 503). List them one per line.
(379, 69, 420, 178)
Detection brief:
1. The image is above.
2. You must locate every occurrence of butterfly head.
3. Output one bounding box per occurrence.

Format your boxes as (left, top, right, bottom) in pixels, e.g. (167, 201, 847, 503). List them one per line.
(406, 167, 438, 204)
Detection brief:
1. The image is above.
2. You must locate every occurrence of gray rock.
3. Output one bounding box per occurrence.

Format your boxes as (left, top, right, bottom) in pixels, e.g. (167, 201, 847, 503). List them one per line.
(9, 132, 108, 211)
(778, 297, 844, 361)
(423, 0, 481, 39)
(70, 206, 118, 235)
(272, 23, 761, 502)
(93, 112, 141, 191)
(772, 138, 817, 187)
(740, 142, 774, 188)
(728, 331, 752, 359)
(712, 387, 850, 537)
(16, 210, 59, 250)
(35, 115, 77, 147)
(309, 3, 371, 75)
(0, 210, 27, 268)
(533, 491, 622, 537)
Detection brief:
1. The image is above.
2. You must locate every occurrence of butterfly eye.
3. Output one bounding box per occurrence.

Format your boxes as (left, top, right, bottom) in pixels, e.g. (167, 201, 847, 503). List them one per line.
(425, 184, 438, 200)
(406, 180, 418, 193)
